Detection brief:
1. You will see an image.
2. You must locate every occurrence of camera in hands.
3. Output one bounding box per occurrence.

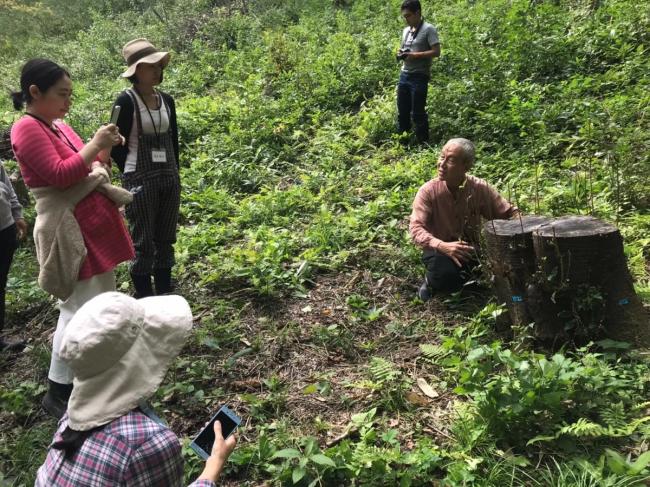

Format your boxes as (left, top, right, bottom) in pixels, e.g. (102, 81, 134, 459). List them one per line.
(397, 48, 411, 60)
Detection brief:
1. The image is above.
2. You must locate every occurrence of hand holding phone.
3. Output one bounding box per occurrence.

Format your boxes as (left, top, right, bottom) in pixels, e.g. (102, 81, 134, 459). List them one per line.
(190, 405, 241, 460)
(110, 105, 121, 126)
(210, 421, 237, 462)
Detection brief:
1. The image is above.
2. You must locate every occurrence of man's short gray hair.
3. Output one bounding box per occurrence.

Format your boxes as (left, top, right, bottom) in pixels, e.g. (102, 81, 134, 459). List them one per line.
(446, 138, 476, 168)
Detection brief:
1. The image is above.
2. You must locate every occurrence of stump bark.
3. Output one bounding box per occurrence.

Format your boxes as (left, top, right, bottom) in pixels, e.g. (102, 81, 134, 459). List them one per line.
(1, 126, 31, 208)
(0, 127, 12, 161)
(483, 215, 551, 331)
(9, 171, 31, 208)
(484, 215, 649, 347)
(531, 216, 649, 346)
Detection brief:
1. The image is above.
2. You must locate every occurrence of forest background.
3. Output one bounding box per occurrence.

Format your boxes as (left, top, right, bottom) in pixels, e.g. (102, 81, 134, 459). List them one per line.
(0, 0, 649, 485)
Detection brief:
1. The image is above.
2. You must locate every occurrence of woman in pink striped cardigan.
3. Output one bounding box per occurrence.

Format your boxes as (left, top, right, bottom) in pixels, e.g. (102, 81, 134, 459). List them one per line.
(10, 59, 134, 419)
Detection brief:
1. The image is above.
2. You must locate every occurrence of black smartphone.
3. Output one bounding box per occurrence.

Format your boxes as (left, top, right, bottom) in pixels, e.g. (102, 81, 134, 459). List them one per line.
(189, 405, 241, 460)
(110, 105, 121, 125)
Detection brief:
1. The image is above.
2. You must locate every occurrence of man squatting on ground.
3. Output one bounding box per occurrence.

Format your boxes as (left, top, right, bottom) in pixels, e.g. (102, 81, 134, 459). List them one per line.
(409, 138, 519, 301)
(396, 0, 441, 144)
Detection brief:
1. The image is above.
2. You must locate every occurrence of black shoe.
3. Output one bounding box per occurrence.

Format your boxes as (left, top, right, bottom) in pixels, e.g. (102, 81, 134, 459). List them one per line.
(153, 268, 174, 295)
(131, 272, 154, 299)
(0, 337, 26, 353)
(418, 279, 432, 302)
(42, 380, 73, 420)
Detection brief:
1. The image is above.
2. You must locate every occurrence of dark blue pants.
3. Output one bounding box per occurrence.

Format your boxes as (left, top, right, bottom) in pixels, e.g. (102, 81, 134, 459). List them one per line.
(397, 71, 430, 143)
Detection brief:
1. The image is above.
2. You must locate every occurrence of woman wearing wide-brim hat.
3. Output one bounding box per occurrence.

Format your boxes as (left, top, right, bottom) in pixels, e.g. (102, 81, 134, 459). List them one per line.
(35, 292, 237, 486)
(111, 39, 181, 299)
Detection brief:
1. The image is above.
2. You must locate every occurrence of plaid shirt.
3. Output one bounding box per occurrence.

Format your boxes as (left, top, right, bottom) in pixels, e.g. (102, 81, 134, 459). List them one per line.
(36, 410, 215, 487)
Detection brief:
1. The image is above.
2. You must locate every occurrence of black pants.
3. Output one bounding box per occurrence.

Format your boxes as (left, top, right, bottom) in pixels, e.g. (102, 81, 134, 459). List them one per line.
(0, 224, 18, 333)
(123, 174, 181, 275)
(397, 71, 429, 142)
(422, 249, 476, 293)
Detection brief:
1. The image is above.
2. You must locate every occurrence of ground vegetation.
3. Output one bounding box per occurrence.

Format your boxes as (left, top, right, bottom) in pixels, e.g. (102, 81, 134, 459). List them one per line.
(0, 0, 649, 485)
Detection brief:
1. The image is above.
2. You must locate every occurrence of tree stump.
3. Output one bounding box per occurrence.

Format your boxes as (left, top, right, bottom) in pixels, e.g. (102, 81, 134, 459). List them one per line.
(483, 216, 551, 331)
(1, 126, 31, 208)
(10, 171, 31, 208)
(531, 216, 649, 346)
(0, 127, 12, 161)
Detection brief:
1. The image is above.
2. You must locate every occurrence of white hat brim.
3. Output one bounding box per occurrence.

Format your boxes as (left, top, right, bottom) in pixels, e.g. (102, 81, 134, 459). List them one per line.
(65, 294, 192, 431)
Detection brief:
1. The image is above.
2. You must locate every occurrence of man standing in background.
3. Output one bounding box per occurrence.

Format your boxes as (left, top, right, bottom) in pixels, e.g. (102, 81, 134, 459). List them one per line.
(396, 0, 441, 144)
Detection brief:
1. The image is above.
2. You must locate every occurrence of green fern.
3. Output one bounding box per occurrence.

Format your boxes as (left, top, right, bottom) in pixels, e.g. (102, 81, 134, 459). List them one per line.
(622, 415, 650, 436)
(368, 357, 400, 385)
(632, 401, 650, 412)
(557, 418, 610, 438)
(601, 402, 627, 430)
(555, 415, 650, 439)
(529, 415, 650, 446)
(420, 343, 445, 361)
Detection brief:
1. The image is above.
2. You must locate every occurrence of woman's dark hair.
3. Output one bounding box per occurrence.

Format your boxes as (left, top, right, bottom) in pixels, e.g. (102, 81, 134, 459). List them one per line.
(52, 426, 96, 459)
(401, 0, 422, 13)
(10, 58, 70, 110)
(127, 68, 164, 85)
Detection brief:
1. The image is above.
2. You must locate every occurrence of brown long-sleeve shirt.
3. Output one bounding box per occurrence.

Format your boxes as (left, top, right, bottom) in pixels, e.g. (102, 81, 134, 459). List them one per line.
(409, 175, 518, 250)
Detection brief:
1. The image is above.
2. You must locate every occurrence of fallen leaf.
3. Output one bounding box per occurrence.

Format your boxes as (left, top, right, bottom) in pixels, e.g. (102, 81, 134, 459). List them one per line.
(231, 379, 261, 390)
(406, 391, 429, 407)
(417, 378, 439, 398)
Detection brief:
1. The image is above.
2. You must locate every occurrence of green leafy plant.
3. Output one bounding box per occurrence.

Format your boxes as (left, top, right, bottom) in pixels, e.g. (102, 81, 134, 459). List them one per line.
(0, 381, 46, 416)
(269, 437, 337, 486)
(2, 0, 650, 485)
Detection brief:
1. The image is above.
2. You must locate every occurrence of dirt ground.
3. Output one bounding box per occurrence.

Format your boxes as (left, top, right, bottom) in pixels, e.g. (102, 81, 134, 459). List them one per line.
(0, 267, 491, 484)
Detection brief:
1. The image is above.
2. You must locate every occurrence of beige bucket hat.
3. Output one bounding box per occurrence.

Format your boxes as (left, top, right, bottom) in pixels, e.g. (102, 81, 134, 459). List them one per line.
(59, 292, 192, 431)
(120, 38, 170, 78)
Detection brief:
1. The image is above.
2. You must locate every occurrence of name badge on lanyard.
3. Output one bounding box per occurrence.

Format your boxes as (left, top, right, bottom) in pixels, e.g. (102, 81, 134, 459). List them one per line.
(152, 149, 167, 163)
(140, 91, 168, 164)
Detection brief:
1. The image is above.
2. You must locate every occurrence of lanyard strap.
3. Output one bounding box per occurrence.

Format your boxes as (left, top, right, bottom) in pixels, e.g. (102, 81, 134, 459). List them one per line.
(25, 113, 79, 153)
(132, 87, 168, 148)
(403, 20, 424, 48)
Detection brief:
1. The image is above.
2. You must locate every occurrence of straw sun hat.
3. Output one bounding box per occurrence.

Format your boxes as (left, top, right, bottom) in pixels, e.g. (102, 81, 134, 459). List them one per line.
(58, 292, 192, 431)
(120, 38, 170, 78)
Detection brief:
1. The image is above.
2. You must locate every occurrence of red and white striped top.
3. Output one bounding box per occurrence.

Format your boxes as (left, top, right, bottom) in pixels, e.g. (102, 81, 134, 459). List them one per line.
(11, 116, 134, 281)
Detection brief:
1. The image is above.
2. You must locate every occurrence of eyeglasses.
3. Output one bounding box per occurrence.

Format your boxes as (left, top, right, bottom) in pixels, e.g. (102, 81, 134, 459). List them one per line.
(438, 155, 461, 165)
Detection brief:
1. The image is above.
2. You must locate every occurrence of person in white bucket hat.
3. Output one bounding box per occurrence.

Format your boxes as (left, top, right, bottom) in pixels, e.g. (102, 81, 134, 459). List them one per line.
(35, 292, 236, 486)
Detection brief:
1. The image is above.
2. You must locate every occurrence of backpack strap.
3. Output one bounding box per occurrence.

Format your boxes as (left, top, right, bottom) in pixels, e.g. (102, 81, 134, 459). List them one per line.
(125, 89, 144, 137)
